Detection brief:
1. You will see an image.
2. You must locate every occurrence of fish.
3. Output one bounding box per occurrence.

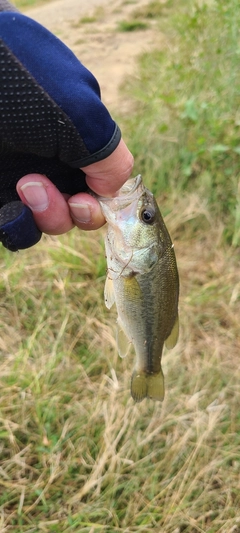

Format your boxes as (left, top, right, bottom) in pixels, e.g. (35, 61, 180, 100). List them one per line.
(98, 175, 179, 402)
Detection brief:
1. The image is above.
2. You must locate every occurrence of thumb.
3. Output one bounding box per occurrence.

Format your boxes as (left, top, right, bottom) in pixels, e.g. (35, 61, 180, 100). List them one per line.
(81, 139, 134, 197)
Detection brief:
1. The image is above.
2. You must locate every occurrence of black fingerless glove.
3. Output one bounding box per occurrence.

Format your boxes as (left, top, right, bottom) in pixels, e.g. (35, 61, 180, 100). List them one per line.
(0, 5, 121, 250)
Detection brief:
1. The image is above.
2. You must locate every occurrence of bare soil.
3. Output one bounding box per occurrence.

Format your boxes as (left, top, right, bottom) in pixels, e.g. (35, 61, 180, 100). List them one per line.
(25, 0, 165, 113)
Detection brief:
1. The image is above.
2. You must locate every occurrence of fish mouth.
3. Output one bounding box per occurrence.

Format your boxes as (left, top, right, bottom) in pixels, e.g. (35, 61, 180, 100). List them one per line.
(97, 175, 144, 211)
(119, 174, 143, 196)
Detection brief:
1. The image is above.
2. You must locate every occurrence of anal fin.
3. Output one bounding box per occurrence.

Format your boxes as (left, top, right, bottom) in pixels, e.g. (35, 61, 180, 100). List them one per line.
(116, 320, 131, 358)
(165, 314, 179, 350)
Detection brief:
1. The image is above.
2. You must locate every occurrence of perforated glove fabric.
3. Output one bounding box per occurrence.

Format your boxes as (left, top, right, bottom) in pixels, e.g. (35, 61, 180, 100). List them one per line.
(0, 3, 121, 251)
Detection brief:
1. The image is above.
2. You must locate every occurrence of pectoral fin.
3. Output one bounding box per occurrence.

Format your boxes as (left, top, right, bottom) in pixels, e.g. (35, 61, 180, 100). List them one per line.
(104, 274, 115, 309)
(116, 319, 131, 358)
(165, 314, 179, 350)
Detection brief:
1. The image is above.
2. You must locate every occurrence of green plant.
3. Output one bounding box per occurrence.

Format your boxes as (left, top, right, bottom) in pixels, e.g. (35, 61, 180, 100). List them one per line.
(117, 20, 148, 32)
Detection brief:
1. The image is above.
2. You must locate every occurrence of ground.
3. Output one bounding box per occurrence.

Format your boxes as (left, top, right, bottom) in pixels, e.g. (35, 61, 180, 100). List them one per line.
(25, 0, 165, 112)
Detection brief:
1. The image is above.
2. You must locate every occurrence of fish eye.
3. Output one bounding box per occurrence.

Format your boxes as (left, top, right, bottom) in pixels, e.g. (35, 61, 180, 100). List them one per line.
(140, 207, 156, 224)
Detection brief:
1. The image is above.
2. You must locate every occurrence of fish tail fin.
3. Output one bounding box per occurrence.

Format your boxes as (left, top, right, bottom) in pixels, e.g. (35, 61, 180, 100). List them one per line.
(147, 371, 165, 402)
(131, 368, 165, 403)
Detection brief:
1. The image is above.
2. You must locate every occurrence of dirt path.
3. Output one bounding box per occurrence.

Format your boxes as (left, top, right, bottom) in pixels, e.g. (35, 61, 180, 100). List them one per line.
(25, 0, 165, 113)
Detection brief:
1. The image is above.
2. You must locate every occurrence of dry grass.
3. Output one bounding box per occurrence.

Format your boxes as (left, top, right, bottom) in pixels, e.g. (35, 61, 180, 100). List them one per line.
(0, 194, 239, 532)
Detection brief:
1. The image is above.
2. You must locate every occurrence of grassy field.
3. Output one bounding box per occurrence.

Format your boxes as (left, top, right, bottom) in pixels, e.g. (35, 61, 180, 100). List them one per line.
(1, 1, 240, 532)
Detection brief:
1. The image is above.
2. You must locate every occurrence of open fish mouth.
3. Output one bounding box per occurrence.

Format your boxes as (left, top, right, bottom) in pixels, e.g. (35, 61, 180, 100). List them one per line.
(119, 174, 142, 195)
(97, 174, 146, 213)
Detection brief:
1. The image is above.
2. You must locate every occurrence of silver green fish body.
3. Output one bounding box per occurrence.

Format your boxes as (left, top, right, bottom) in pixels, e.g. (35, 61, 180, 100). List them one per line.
(98, 175, 179, 402)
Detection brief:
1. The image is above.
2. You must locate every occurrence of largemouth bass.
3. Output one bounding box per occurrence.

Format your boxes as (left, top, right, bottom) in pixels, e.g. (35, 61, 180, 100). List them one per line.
(98, 175, 179, 402)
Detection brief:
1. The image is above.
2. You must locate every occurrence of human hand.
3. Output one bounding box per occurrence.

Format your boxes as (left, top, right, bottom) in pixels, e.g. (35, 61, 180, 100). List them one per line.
(0, 10, 134, 250)
(17, 139, 134, 234)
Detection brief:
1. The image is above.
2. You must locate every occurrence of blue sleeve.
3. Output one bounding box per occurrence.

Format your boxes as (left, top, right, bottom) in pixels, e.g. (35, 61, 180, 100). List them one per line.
(0, 10, 122, 251)
(0, 11, 121, 165)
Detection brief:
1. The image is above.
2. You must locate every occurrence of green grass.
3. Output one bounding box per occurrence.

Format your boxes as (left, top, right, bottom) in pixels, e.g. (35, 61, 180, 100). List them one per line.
(121, 0, 240, 246)
(78, 16, 97, 24)
(117, 20, 148, 32)
(132, 0, 174, 19)
(117, 0, 173, 32)
(1, 0, 240, 532)
(13, 0, 51, 9)
(71, 6, 105, 29)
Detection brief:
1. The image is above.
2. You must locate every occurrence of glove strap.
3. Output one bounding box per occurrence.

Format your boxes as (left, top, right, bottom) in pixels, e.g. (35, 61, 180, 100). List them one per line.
(0, 201, 42, 251)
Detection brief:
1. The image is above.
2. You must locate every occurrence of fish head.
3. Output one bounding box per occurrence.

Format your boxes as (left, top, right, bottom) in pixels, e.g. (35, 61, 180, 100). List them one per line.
(98, 175, 167, 276)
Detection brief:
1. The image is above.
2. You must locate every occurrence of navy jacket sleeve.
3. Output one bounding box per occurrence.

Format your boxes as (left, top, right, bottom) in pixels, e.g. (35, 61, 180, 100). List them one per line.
(0, 5, 121, 250)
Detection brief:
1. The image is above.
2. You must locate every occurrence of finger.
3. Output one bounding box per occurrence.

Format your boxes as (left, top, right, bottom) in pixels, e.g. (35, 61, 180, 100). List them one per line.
(17, 174, 75, 235)
(81, 138, 134, 196)
(68, 193, 105, 231)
